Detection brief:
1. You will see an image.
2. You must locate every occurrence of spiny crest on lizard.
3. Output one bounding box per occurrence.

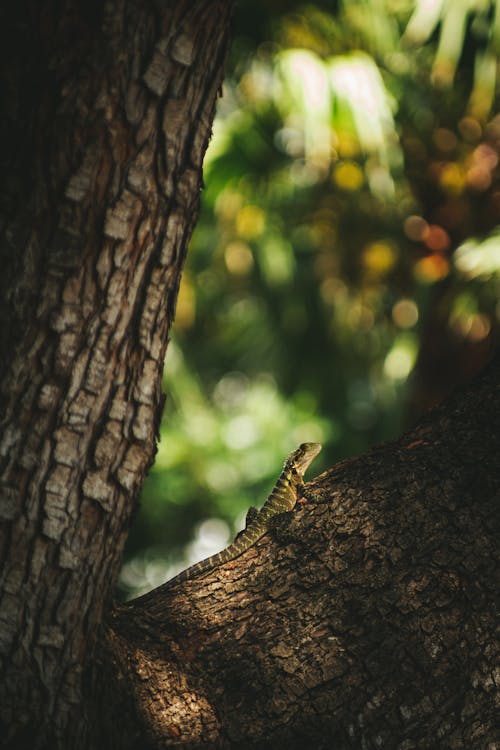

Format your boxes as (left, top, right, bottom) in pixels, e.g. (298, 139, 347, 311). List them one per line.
(284, 442, 322, 475)
(155, 442, 322, 591)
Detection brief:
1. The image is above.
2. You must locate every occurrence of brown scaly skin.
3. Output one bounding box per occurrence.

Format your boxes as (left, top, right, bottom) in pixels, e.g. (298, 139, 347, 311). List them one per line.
(134, 443, 321, 599)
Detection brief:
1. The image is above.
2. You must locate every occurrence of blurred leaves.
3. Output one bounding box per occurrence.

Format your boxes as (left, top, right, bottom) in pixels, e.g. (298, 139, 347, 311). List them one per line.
(403, 0, 500, 117)
(120, 0, 500, 599)
(455, 227, 500, 277)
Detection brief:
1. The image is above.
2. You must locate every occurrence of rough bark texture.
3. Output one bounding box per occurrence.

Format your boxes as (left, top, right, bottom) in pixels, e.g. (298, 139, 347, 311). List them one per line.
(0, 1, 232, 748)
(97, 353, 500, 749)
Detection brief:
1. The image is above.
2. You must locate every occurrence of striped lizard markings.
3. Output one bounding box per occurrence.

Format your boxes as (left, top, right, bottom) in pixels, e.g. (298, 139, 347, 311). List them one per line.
(164, 442, 322, 588)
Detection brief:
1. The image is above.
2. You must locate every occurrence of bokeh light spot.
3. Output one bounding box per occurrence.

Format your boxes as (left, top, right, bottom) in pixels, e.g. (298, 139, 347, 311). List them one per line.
(458, 116, 482, 142)
(468, 314, 491, 342)
(414, 254, 450, 283)
(454, 232, 500, 278)
(383, 336, 417, 380)
(424, 225, 450, 252)
(473, 144, 498, 170)
(320, 277, 347, 305)
(336, 134, 360, 158)
(333, 161, 364, 190)
(223, 415, 260, 450)
(466, 165, 492, 191)
(439, 162, 466, 195)
(451, 310, 491, 342)
(392, 299, 419, 328)
(236, 205, 266, 238)
(404, 215, 429, 242)
(433, 128, 458, 153)
(175, 277, 195, 329)
(362, 241, 398, 274)
(224, 241, 254, 275)
(215, 189, 243, 220)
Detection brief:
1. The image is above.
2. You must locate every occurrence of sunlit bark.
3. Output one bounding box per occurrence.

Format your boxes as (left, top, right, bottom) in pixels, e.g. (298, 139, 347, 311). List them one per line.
(97, 353, 500, 748)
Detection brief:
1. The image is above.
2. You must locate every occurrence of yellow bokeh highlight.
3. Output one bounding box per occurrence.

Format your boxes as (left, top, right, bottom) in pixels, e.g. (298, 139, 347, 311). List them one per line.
(333, 161, 364, 191)
(439, 162, 466, 195)
(224, 241, 254, 276)
(362, 241, 398, 275)
(215, 189, 243, 220)
(336, 133, 360, 158)
(236, 205, 266, 239)
(414, 254, 450, 283)
(175, 277, 195, 329)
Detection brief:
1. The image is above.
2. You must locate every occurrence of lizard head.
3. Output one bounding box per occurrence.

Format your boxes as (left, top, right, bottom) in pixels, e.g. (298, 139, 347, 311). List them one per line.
(286, 442, 321, 476)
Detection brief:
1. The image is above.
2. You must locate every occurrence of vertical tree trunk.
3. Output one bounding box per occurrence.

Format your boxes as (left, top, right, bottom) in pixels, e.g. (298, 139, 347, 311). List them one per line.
(0, 2, 233, 747)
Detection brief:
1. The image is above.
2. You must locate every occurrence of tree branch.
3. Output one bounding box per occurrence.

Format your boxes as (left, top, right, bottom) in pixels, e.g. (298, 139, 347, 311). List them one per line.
(96, 352, 500, 748)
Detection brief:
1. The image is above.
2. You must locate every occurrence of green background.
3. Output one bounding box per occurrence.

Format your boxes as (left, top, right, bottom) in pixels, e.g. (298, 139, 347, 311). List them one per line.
(120, 0, 500, 598)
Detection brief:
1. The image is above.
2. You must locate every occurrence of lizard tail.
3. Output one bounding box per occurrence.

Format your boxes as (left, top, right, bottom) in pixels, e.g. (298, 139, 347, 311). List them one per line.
(166, 528, 259, 587)
(166, 550, 227, 587)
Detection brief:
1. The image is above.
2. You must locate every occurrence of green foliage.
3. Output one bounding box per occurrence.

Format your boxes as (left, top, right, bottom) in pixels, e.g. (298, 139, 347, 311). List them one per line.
(121, 1, 500, 598)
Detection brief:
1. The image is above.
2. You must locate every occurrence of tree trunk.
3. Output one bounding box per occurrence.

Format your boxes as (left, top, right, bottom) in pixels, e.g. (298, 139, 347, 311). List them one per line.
(94, 352, 500, 749)
(0, 1, 233, 747)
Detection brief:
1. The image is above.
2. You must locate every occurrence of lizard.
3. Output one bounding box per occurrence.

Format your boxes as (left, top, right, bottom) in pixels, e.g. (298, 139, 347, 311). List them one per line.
(163, 442, 321, 589)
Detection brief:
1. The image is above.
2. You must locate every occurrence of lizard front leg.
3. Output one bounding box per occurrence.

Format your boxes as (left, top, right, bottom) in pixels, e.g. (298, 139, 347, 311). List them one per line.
(234, 506, 260, 541)
(244, 506, 260, 527)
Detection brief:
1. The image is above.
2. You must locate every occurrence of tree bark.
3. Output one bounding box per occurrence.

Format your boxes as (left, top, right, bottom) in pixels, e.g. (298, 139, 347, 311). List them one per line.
(0, 1, 232, 747)
(96, 352, 500, 749)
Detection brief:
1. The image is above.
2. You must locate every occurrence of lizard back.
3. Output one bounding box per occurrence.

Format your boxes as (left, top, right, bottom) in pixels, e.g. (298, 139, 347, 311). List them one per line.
(163, 464, 299, 587)
(162, 442, 321, 589)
